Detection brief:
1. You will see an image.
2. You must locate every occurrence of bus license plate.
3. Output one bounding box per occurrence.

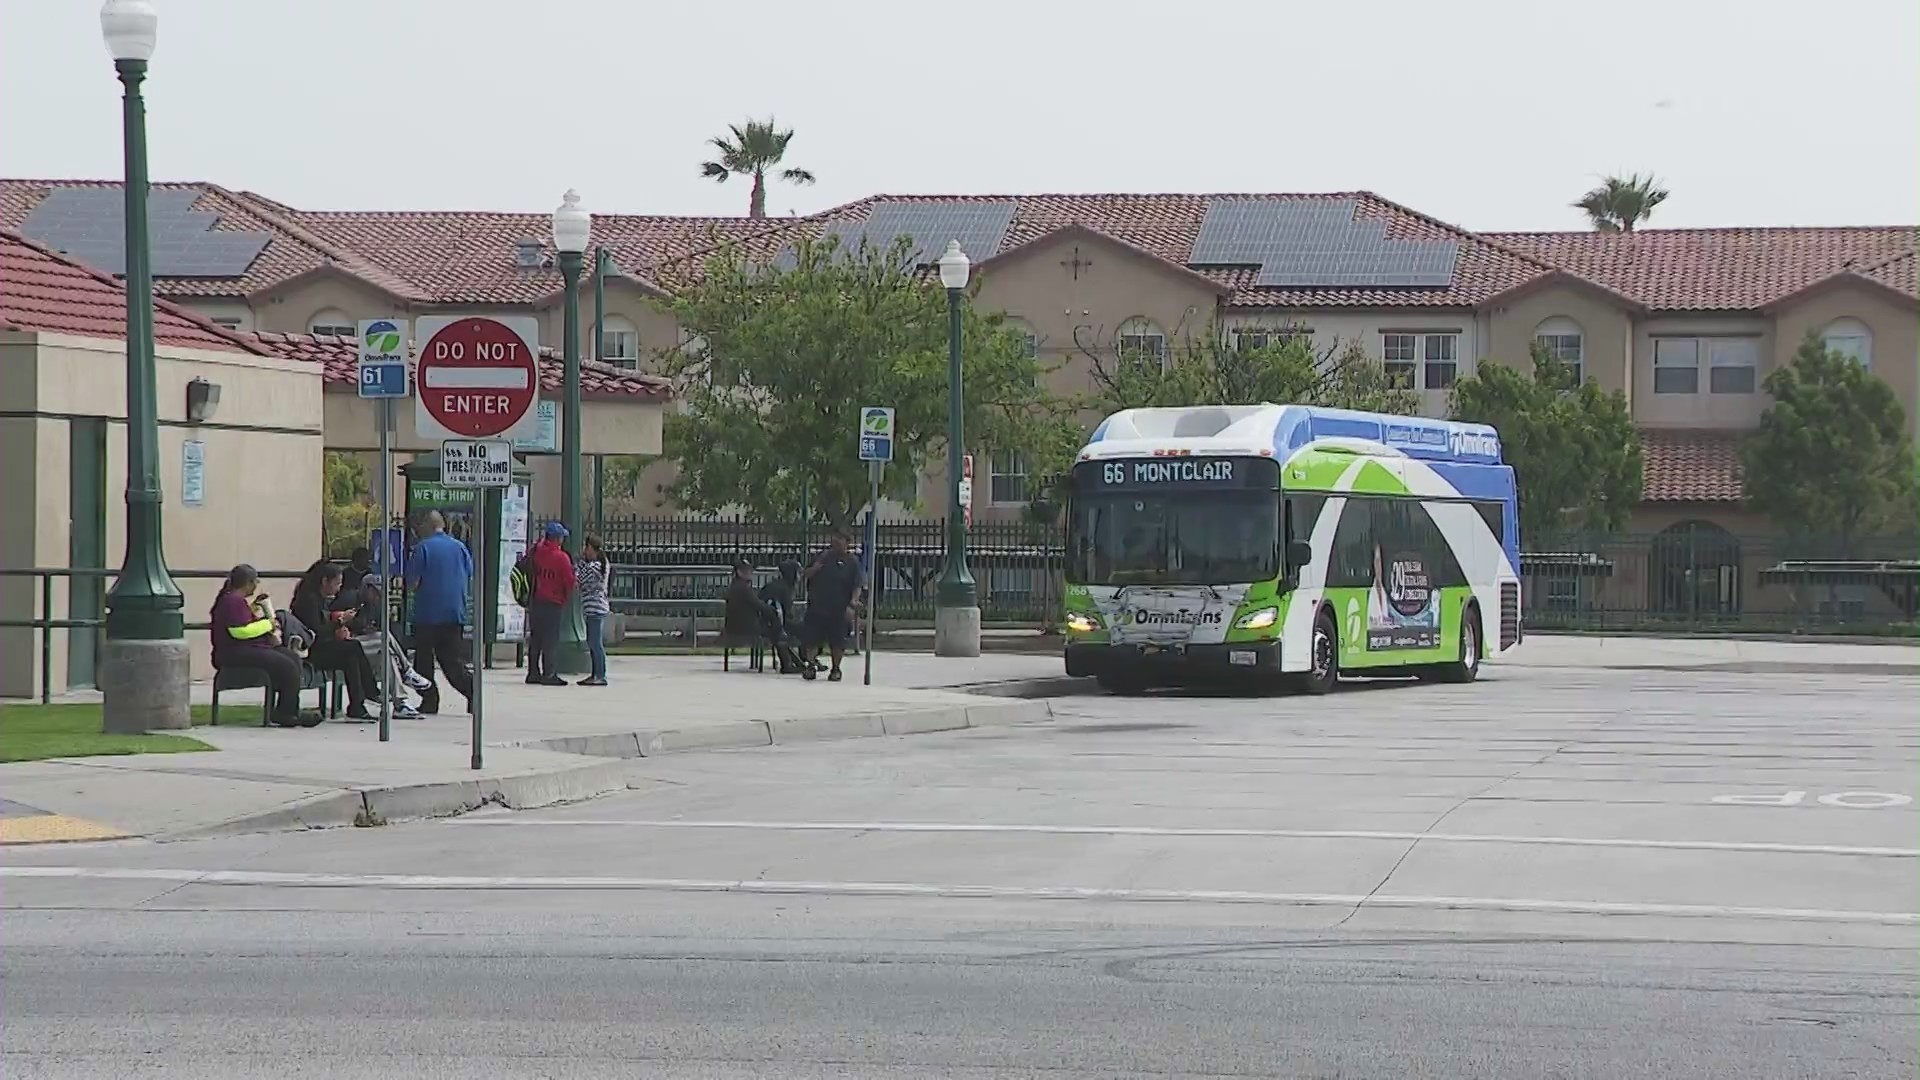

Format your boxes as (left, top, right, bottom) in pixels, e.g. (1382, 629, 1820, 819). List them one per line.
(1230, 650, 1257, 667)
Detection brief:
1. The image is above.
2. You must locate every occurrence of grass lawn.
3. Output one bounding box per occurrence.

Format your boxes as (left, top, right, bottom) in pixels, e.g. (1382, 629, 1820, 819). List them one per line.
(0, 703, 217, 764)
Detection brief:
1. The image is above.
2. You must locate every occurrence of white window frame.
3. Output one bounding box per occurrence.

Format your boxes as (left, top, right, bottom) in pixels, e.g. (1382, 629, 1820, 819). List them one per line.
(309, 308, 355, 338)
(1822, 318, 1873, 370)
(1706, 338, 1758, 395)
(1652, 338, 1700, 394)
(1231, 326, 1309, 353)
(599, 316, 639, 370)
(1534, 317, 1584, 385)
(1381, 331, 1460, 390)
(989, 450, 1030, 505)
(1116, 317, 1167, 374)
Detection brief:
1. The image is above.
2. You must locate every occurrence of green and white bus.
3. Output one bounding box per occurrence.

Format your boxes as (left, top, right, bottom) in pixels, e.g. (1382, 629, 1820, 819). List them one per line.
(1062, 404, 1522, 694)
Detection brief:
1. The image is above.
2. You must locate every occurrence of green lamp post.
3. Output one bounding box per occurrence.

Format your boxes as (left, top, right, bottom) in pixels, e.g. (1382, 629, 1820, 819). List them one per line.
(99, 0, 189, 733)
(932, 240, 981, 657)
(550, 189, 591, 674)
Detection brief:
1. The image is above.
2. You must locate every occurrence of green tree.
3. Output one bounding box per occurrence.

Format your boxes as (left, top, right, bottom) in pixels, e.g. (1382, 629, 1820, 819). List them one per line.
(1085, 324, 1418, 416)
(700, 118, 816, 219)
(1449, 344, 1641, 543)
(1742, 332, 1918, 551)
(1573, 173, 1670, 232)
(662, 235, 1078, 527)
(321, 451, 375, 556)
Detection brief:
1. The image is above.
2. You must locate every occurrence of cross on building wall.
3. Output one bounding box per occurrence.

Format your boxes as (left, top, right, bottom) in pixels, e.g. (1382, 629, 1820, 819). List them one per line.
(1060, 246, 1093, 280)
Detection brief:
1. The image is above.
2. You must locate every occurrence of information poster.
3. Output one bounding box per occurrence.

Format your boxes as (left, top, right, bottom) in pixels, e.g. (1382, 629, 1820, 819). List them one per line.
(496, 481, 530, 640)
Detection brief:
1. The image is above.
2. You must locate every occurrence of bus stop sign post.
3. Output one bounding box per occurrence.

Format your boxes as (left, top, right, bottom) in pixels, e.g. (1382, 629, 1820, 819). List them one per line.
(858, 407, 894, 686)
(357, 319, 409, 744)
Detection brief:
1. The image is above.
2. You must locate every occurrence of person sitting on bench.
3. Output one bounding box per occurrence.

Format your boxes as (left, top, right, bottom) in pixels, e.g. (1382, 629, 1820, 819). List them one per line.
(723, 560, 780, 668)
(210, 564, 321, 728)
(292, 560, 380, 721)
(337, 578, 431, 718)
(758, 559, 806, 674)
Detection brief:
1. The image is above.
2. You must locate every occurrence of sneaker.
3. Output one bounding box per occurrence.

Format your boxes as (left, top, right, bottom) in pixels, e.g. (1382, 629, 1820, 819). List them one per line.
(801, 664, 817, 681)
(827, 668, 843, 682)
(344, 706, 375, 721)
(577, 677, 607, 686)
(391, 703, 421, 719)
(296, 710, 325, 728)
(418, 693, 440, 716)
(541, 676, 567, 687)
(404, 672, 433, 693)
(525, 675, 544, 685)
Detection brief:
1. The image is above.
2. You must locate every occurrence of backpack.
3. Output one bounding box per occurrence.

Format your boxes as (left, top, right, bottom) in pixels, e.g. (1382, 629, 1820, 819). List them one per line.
(509, 553, 534, 606)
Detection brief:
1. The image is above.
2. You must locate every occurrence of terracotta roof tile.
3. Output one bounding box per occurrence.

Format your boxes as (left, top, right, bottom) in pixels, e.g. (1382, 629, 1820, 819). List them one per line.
(657, 191, 1557, 309)
(1486, 227, 1919, 311)
(0, 230, 265, 354)
(1640, 428, 1744, 503)
(1863, 249, 1918, 296)
(248, 331, 670, 399)
(0, 179, 426, 302)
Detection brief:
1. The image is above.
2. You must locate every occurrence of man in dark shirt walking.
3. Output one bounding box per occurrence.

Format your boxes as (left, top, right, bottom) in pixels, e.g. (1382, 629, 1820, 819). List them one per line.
(800, 529, 865, 682)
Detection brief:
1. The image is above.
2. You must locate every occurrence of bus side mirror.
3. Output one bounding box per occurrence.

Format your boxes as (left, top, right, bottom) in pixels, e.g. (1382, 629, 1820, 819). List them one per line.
(1286, 540, 1313, 568)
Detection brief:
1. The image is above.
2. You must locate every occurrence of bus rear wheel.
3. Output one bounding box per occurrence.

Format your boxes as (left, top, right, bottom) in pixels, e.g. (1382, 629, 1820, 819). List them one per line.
(1295, 609, 1339, 695)
(1435, 608, 1482, 684)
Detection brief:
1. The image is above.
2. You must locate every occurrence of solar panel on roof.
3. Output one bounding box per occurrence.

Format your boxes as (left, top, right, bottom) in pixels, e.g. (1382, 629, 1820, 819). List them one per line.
(1190, 198, 1458, 288)
(829, 201, 1017, 265)
(20, 186, 271, 278)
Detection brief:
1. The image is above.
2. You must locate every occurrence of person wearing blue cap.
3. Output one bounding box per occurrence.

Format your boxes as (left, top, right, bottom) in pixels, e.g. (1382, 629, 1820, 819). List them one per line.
(524, 521, 577, 686)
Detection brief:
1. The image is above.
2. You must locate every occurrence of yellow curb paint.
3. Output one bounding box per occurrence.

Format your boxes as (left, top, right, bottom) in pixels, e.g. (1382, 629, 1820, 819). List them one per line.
(0, 815, 129, 845)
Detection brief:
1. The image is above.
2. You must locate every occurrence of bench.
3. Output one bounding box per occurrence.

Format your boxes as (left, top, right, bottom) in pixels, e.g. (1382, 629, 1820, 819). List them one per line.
(209, 663, 345, 726)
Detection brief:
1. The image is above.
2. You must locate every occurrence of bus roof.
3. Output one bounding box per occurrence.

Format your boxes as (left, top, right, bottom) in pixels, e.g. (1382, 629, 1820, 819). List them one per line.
(1082, 404, 1503, 466)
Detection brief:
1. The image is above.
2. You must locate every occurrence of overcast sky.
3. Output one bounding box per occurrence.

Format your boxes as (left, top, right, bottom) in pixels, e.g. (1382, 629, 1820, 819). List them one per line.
(3, 0, 1914, 230)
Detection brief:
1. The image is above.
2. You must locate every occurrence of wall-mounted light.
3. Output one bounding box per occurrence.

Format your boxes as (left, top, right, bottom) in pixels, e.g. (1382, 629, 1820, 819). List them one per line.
(185, 377, 220, 424)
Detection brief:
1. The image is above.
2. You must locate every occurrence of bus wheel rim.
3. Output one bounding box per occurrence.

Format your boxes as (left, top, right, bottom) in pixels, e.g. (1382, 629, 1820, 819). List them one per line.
(1464, 622, 1477, 672)
(1312, 624, 1333, 681)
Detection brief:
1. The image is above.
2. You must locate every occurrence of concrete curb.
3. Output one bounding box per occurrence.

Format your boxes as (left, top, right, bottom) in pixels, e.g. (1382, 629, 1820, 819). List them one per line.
(155, 759, 630, 843)
(516, 698, 1052, 759)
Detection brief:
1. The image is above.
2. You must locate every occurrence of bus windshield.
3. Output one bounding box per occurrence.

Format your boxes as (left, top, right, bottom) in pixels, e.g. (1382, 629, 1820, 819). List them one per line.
(1068, 489, 1280, 586)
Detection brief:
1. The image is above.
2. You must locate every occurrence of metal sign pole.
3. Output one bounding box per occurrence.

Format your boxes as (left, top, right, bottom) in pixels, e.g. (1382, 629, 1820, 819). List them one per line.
(469, 501, 485, 771)
(864, 460, 880, 686)
(377, 398, 393, 743)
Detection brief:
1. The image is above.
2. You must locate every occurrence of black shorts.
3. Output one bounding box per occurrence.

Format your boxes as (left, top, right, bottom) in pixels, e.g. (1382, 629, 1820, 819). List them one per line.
(802, 611, 850, 649)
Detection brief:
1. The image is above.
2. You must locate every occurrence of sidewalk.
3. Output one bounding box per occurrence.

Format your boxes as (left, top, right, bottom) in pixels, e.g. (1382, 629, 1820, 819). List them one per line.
(2, 636, 1909, 844)
(1, 655, 1054, 843)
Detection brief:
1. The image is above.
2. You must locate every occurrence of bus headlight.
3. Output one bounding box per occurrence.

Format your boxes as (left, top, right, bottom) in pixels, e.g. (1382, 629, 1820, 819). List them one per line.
(1065, 612, 1103, 634)
(1234, 607, 1278, 630)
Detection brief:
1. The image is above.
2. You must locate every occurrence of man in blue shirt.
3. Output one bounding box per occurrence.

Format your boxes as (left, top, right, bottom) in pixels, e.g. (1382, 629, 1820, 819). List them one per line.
(407, 510, 474, 715)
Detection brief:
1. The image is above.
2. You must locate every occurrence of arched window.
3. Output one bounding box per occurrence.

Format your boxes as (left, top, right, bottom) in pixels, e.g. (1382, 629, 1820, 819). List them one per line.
(599, 314, 639, 369)
(1534, 316, 1584, 385)
(308, 308, 354, 337)
(1649, 520, 1742, 617)
(1001, 317, 1039, 359)
(1822, 318, 1872, 369)
(1116, 317, 1166, 374)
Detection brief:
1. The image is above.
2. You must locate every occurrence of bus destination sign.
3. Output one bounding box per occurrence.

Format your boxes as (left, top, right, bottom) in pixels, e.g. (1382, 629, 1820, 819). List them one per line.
(1073, 456, 1278, 492)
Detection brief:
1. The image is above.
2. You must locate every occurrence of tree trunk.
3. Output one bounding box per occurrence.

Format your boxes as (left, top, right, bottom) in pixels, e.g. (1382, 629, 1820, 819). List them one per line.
(750, 171, 767, 218)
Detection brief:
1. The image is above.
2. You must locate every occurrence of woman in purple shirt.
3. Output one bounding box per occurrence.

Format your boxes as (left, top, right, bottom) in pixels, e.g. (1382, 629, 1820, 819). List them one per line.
(210, 564, 321, 728)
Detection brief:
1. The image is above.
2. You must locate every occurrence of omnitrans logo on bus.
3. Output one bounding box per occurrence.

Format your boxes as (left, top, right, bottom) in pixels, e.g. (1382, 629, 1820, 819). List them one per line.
(1129, 608, 1224, 626)
(1449, 429, 1500, 458)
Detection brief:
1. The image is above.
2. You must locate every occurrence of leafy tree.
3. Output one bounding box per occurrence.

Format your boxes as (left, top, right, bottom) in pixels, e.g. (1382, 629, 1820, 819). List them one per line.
(700, 118, 815, 219)
(1742, 332, 1918, 551)
(662, 235, 1078, 527)
(1449, 344, 1641, 543)
(1574, 173, 1670, 232)
(321, 451, 375, 556)
(1083, 323, 1418, 416)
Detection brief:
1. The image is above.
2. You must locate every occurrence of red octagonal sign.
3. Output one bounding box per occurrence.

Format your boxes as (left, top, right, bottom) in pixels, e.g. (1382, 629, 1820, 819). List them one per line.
(415, 316, 539, 439)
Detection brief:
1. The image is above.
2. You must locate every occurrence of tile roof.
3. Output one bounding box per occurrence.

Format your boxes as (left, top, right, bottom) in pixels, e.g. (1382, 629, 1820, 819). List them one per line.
(0, 179, 426, 301)
(659, 192, 1557, 309)
(248, 332, 671, 399)
(0, 230, 266, 355)
(245, 203, 779, 305)
(1639, 428, 1745, 503)
(1486, 227, 1920, 311)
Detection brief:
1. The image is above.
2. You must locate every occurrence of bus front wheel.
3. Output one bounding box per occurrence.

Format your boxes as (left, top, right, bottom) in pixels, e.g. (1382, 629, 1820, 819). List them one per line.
(1296, 609, 1339, 695)
(1435, 608, 1482, 684)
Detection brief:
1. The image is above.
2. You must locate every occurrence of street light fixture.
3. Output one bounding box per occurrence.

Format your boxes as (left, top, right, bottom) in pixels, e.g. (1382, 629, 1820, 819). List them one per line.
(550, 189, 591, 674)
(99, 0, 190, 733)
(933, 240, 981, 657)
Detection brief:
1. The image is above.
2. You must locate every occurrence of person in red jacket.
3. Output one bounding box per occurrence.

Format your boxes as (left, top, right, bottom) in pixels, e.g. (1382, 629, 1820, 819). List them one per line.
(525, 522, 577, 686)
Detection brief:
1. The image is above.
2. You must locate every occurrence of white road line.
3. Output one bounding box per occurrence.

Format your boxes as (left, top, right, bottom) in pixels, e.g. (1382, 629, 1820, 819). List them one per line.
(446, 818, 1920, 859)
(3, 866, 1911, 926)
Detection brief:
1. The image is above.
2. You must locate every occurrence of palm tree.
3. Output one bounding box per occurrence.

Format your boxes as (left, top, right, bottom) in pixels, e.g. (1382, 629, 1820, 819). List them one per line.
(701, 118, 816, 218)
(1573, 173, 1670, 232)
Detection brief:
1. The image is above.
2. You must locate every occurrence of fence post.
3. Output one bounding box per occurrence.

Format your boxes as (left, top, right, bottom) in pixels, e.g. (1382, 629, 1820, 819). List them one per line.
(40, 573, 52, 705)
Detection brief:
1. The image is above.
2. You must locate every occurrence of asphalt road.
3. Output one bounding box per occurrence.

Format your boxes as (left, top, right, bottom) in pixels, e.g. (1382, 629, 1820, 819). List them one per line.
(5, 664, 1916, 1078)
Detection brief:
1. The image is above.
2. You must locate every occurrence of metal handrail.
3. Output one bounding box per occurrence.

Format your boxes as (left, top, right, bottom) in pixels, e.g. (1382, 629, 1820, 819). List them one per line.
(0, 567, 311, 704)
